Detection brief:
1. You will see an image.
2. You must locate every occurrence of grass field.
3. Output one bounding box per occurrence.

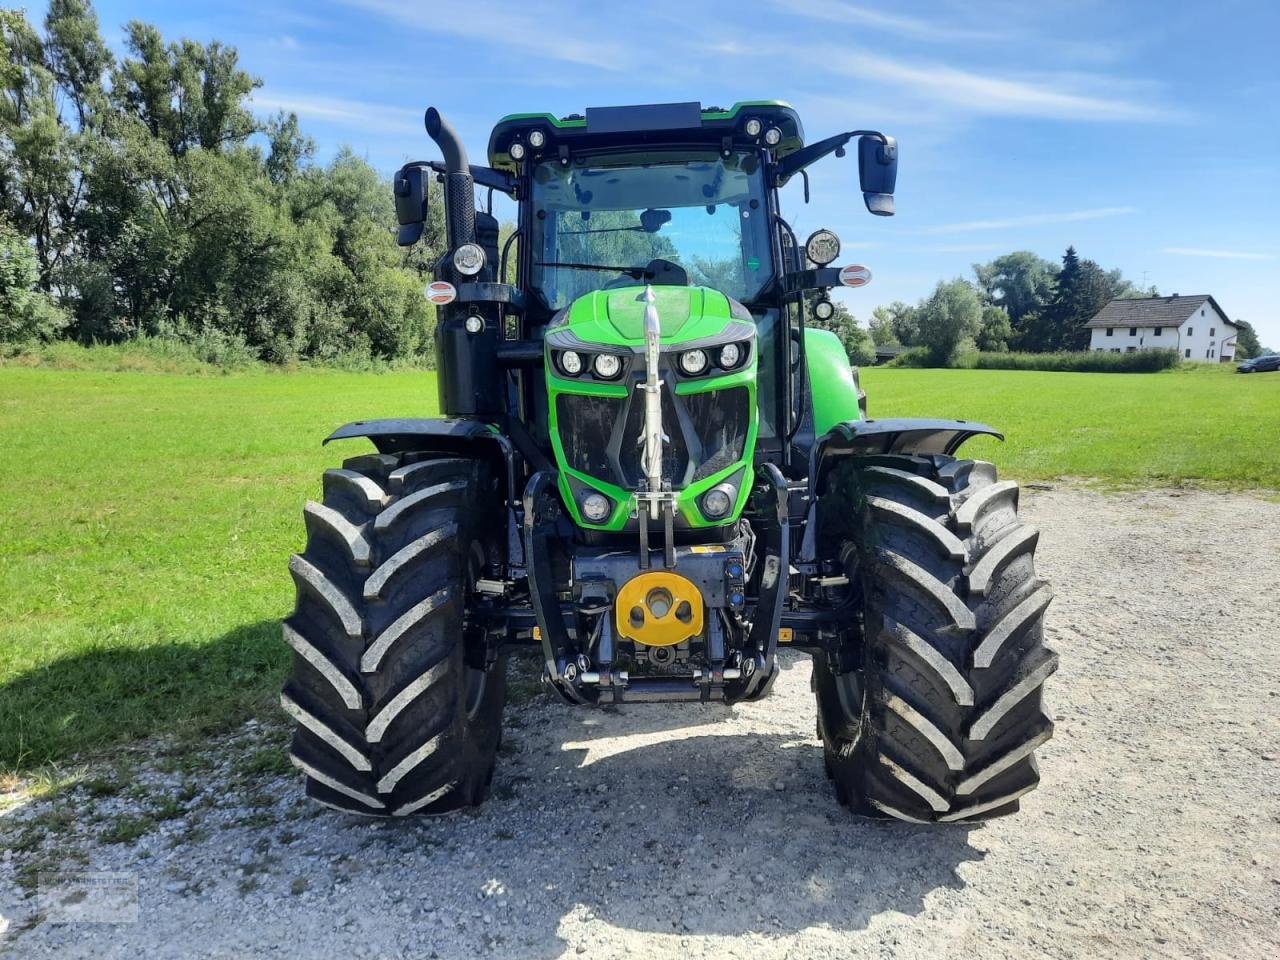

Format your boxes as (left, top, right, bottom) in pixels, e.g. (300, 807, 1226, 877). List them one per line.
(1, 361, 1277, 775)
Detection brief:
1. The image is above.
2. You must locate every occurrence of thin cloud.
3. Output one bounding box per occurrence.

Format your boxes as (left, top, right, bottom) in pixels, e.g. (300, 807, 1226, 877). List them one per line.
(252, 93, 422, 137)
(1163, 246, 1275, 261)
(782, 0, 1007, 43)
(339, 0, 631, 71)
(826, 50, 1175, 122)
(920, 206, 1137, 234)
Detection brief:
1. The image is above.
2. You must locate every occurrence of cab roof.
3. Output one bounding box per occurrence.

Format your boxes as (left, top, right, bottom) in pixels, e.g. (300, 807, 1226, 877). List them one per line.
(486, 100, 803, 174)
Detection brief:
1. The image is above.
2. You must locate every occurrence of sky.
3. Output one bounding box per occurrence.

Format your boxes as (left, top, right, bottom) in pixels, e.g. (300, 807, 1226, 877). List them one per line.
(71, 0, 1280, 345)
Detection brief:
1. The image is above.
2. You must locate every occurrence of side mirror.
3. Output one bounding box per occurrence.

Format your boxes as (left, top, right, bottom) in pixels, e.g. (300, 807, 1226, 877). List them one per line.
(858, 135, 897, 217)
(393, 163, 431, 246)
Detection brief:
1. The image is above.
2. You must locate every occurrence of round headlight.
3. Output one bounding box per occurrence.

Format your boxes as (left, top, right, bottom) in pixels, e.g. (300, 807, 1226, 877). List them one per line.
(678, 349, 709, 375)
(764, 126, 782, 146)
(509, 141, 526, 161)
(813, 298, 835, 321)
(452, 243, 485, 276)
(593, 353, 622, 379)
(581, 493, 610, 522)
(464, 315, 483, 334)
(559, 350, 583, 375)
(744, 117, 762, 137)
(703, 486, 733, 518)
(718, 342, 742, 368)
(528, 129, 546, 149)
(805, 228, 841, 266)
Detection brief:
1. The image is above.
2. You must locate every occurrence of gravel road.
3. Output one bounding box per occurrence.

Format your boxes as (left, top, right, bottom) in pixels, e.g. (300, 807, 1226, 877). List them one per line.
(3, 483, 1279, 959)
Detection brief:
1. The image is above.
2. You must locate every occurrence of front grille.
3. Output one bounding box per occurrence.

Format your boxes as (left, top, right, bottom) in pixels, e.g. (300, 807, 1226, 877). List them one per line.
(556, 384, 750, 490)
(556, 394, 620, 479)
(686, 387, 749, 482)
(617, 386, 689, 487)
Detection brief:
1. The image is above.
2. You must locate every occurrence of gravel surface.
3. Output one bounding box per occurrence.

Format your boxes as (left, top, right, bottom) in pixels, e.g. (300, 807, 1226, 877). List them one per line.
(3, 484, 1279, 959)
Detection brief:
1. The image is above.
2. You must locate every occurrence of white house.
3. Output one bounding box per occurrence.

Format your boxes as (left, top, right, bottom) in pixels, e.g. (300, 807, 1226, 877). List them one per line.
(1085, 294, 1238, 362)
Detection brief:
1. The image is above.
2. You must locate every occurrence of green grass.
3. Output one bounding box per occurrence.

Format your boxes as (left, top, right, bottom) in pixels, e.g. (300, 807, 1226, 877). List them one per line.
(860, 364, 1280, 488)
(1, 361, 1277, 775)
(0, 366, 445, 774)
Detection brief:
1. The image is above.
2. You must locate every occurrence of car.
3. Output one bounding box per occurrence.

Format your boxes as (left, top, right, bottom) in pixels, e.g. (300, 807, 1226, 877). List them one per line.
(1237, 354, 1280, 373)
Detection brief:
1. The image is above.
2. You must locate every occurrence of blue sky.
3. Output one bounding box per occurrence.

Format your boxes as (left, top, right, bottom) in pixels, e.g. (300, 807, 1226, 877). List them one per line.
(75, 0, 1280, 345)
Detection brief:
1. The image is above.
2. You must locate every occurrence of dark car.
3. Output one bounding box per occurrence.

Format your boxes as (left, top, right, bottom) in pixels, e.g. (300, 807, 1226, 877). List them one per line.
(1238, 354, 1280, 373)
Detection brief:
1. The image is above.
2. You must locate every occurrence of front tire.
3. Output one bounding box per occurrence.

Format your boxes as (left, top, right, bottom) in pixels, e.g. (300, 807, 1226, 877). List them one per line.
(282, 452, 506, 817)
(814, 454, 1057, 823)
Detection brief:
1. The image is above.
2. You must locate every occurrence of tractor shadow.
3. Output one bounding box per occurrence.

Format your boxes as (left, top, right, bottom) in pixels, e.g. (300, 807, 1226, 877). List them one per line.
(392, 652, 983, 958)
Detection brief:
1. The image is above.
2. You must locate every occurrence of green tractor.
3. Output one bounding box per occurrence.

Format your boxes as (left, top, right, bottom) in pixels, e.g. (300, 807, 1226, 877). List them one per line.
(280, 101, 1057, 822)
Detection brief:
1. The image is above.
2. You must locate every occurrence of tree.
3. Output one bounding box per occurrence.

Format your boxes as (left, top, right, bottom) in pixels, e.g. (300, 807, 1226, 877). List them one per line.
(972, 250, 1058, 340)
(1024, 246, 1126, 351)
(916, 279, 981, 365)
(1235, 320, 1261, 360)
(870, 300, 918, 346)
(0, 218, 67, 340)
(977, 304, 1012, 352)
(0, 9, 79, 292)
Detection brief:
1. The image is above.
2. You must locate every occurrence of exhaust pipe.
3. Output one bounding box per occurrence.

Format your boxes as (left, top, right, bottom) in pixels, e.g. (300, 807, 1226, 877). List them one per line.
(424, 106, 475, 249)
(424, 107, 468, 173)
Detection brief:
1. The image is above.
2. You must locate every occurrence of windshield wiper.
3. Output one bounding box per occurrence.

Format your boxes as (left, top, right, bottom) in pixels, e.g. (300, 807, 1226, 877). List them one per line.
(535, 261, 653, 279)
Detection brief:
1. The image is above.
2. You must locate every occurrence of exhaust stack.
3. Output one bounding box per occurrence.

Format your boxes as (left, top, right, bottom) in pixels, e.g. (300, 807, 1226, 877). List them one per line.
(424, 106, 476, 250)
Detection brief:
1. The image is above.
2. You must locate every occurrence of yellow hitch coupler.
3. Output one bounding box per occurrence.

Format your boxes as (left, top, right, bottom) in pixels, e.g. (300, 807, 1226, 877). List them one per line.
(614, 571, 705, 647)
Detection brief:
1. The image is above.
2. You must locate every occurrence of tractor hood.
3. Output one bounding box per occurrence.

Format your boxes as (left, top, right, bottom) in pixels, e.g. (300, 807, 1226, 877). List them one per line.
(546, 285, 755, 352)
(541, 283, 760, 533)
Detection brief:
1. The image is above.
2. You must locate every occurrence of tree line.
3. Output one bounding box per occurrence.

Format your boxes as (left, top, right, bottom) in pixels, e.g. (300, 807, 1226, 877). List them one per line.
(1, 1, 446, 363)
(866, 247, 1265, 364)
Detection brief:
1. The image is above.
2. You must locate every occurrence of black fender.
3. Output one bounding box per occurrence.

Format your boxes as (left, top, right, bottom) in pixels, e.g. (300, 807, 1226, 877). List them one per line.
(811, 417, 1003, 491)
(324, 416, 526, 573)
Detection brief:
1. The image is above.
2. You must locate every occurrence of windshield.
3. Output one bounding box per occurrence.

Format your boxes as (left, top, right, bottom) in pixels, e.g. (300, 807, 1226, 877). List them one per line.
(529, 151, 773, 310)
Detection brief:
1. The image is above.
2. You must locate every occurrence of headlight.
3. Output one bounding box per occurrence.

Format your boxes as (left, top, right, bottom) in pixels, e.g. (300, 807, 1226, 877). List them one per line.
(805, 229, 841, 266)
(678, 349, 709, 375)
(718, 343, 742, 368)
(764, 126, 782, 146)
(452, 243, 485, 276)
(464, 315, 483, 334)
(527, 129, 546, 149)
(813, 298, 835, 321)
(581, 493, 610, 522)
(593, 353, 622, 379)
(559, 350, 583, 375)
(509, 141, 526, 161)
(744, 117, 762, 137)
(702, 485, 734, 518)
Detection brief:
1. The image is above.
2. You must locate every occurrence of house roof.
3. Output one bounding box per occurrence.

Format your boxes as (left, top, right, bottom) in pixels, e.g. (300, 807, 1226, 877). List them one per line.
(1085, 295, 1237, 329)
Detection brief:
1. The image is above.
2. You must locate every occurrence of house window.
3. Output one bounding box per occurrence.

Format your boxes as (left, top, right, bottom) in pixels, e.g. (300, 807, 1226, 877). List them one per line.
(1106, 327, 1114, 337)
(1187, 327, 1193, 336)
(1111, 348, 1120, 354)
(1201, 308, 1205, 316)
(1154, 327, 1162, 336)
(1185, 349, 1191, 358)
(1128, 327, 1137, 336)
(1206, 349, 1211, 359)
(1210, 327, 1215, 336)
(1127, 346, 1137, 353)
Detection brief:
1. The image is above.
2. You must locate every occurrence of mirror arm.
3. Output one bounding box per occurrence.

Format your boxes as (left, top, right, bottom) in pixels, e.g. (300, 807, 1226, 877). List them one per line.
(425, 160, 516, 195)
(773, 129, 888, 186)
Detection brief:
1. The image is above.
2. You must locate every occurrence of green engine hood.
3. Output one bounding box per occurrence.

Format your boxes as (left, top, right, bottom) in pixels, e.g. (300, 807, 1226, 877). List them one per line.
(551, 284, 752, 348)
(543, 283, 760, 533)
